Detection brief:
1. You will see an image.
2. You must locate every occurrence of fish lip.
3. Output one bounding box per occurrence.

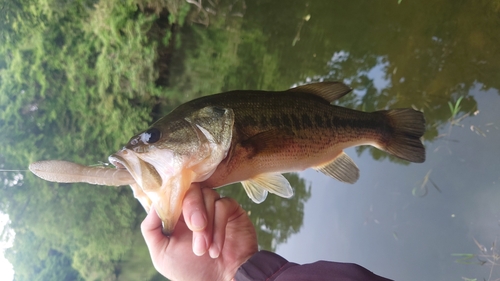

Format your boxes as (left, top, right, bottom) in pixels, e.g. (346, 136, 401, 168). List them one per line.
(108, 150, 146, 188)
(108, 153, 139, 182)
(108, 155, 126, 169)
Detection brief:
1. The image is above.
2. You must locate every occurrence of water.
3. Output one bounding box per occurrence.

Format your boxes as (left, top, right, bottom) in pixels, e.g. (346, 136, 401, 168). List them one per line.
(204, 0, 500, 280)
(2, 0, 500, 280)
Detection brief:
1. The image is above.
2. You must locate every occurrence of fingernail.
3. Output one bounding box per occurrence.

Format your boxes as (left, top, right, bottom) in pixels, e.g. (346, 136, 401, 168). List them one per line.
(190, 211, 206, 231)
(209, 244, 220, 259)
(193, 235, 207, 256)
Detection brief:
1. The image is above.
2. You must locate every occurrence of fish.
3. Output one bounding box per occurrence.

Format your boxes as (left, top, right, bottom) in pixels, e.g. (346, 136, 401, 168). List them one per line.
(109, 81, 425, 234)
(30, 82, 426, 235)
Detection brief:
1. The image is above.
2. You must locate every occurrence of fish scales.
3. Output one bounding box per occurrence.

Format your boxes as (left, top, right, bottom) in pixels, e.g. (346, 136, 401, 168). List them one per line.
(178, 91, 381, 137)
(179, 91, 402, 189)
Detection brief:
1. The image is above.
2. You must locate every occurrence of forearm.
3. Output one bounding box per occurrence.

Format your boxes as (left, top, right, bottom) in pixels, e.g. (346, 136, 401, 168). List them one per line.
(234, 251, 393, 281)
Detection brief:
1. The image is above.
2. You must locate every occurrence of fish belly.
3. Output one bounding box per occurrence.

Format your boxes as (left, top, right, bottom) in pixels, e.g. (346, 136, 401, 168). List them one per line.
(202, 123, 379, 188)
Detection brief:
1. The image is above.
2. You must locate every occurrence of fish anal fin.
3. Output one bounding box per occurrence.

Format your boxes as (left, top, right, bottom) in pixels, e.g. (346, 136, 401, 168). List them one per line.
(241, 173, 294, 203)
(314, 152, 359, 184)
(287, 82, 352, 103)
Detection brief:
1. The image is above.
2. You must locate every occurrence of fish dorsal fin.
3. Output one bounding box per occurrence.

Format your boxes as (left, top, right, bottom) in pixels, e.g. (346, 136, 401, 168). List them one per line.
(241, 173, 294, 203)
(287, 82, 352, 103)
(314, 152, 359, 183)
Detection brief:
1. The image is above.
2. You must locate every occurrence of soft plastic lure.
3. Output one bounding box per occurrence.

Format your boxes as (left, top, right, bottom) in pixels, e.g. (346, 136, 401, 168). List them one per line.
(29, 160, 134, 186)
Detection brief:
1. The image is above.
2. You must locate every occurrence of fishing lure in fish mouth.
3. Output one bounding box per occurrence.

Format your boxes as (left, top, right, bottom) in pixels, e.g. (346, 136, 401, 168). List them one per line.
(29, 81, 426, 235)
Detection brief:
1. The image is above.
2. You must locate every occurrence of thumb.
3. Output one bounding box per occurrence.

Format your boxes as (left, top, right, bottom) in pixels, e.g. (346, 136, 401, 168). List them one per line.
(141, 207, 170, 258)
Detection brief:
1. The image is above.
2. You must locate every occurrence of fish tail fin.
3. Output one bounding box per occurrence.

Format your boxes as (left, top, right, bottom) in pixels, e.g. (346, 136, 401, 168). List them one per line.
(380, 108, 426, 163)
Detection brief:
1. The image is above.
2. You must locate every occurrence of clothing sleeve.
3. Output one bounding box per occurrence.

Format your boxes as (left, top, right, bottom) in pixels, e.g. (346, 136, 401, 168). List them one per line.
(234, 250, 394, 281)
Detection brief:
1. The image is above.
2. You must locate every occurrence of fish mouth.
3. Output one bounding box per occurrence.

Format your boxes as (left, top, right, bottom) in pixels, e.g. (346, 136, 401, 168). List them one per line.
(109, 150, 162, 189)
(109, 148, 190, 235)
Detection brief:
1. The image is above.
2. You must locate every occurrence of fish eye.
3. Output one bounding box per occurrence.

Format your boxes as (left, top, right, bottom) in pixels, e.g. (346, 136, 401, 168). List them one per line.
(141, 128, 161, 144)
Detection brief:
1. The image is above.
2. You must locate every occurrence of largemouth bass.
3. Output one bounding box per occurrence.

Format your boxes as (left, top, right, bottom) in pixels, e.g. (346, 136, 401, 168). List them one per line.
(111, 81, 425, 234)
(30, 82, 425, 235)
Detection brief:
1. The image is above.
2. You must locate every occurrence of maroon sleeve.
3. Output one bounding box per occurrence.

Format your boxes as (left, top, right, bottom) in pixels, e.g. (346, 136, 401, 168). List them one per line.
(234, 251, 394, 281)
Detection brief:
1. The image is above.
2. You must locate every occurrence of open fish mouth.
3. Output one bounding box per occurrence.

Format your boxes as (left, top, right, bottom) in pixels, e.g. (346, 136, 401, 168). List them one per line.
(108, 148, 192, 235)
(105, 106, 235, 235)
(109, 149, 163, 190)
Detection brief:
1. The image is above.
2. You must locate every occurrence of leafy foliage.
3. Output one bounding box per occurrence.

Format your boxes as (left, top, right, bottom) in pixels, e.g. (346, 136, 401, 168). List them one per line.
(0, 0, 181, 280)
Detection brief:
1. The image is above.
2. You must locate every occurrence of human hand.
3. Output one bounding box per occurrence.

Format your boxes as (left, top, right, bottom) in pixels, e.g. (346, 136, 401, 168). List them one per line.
(141, 184, 258, 281)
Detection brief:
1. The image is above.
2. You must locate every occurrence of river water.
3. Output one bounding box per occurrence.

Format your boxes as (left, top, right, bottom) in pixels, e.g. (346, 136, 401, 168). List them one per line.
(191, 0, 500, 280)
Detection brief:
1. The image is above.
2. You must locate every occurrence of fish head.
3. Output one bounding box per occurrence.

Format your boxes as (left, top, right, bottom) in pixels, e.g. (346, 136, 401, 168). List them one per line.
(109, 106, 235, 235)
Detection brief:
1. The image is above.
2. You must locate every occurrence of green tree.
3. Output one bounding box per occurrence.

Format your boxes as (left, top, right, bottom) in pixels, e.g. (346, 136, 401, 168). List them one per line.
(0, 0, 183, 279)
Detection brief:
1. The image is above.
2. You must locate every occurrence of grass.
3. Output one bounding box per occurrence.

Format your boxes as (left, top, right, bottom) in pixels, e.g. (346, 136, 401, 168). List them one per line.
(448, 96, 463, 119)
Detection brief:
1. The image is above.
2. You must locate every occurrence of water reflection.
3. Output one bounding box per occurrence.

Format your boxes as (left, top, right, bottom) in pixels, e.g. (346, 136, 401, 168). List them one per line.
(219, 173, 311, 251)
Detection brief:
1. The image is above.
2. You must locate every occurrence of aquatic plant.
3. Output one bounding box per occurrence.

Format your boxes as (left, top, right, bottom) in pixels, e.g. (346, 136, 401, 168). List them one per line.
(448, 96, 464, 123)
(452, 237, 500, 281)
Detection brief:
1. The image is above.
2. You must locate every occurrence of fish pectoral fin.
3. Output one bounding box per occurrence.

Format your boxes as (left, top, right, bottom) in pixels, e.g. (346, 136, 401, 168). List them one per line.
(314, 152, 359, 184)
(241, 173, 294, 203)
(287, 82, 352, 103)
(241, 181, 268, 204)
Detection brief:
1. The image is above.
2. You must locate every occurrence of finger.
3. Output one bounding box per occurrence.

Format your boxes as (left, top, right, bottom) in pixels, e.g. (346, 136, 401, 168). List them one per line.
(182, 185, 208, 256)
(209, 197, 240, 258)
(182, 184, 207, 232)
(182, 185, 221, 256)
(198, 188, 220, 249)
(141, 207, 170, 260)
(192, 188, 220, 256)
